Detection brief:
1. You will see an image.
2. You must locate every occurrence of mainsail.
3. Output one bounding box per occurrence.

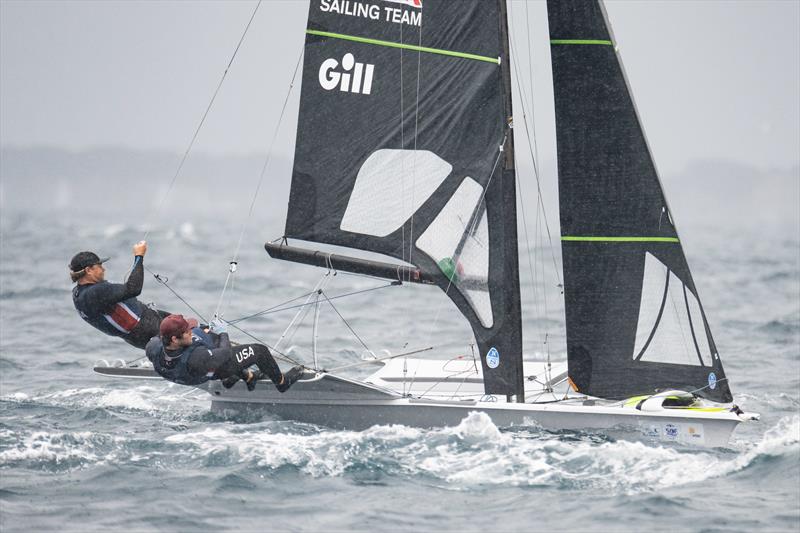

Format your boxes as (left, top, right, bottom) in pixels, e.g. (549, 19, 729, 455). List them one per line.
(548, 0, 732, 402)
(279, 0, 523, 398)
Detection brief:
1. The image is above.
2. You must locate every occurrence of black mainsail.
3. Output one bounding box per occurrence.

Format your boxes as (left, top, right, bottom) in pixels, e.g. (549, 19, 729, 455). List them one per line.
(548, 0, 732, 402)
(276, 0, 523, 398)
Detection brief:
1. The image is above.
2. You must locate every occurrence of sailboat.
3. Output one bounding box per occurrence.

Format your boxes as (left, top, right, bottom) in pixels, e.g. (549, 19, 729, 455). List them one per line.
(96, 0, 759, 447)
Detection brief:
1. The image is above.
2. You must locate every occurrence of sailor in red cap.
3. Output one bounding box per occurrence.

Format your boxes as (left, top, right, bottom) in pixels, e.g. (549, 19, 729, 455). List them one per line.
(145, 314, 304, 392)
(70, 241, 173, 349)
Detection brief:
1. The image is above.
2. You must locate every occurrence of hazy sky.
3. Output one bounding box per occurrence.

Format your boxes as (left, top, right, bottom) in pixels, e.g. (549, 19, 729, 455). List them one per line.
(1, 0, 798, 176)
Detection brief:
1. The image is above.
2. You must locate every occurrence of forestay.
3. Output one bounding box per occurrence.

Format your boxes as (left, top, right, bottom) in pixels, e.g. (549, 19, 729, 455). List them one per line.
(548, 0, 732, 402)
(282, 0, 524, 398)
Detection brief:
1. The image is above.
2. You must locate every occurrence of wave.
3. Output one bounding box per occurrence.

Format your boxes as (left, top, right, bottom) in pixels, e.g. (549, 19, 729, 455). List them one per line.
(757, 319, 800, 337)
(0, 287, 69, 300)
(0, 385, 210, 421)
(158, 412, 800, 492)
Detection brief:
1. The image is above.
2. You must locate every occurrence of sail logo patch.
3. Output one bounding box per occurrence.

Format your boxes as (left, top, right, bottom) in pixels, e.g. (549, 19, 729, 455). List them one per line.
(708, 372, 717, 390)
(382, 0, 421, 8)
(319, 53, 375, 94)
(486, 347, 500, 369)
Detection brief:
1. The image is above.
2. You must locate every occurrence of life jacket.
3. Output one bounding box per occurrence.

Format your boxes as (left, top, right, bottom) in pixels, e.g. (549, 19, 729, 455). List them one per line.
(73, 282, 145, 338)
(145, 329, 217, 386)
(191, 327, 215, 349)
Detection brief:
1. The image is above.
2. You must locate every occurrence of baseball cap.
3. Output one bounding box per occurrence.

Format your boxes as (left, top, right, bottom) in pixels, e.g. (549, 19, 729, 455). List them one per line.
(69, 251, 110, 273)
(159, 314, 199, 340)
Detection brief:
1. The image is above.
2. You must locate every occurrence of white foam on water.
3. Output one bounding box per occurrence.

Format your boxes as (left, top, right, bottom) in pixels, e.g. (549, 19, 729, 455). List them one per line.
(2, 384, 209, 418)
(0, 429, 115, 466)
(4, 392, 30, 402)
(165, 422, 424, 477)
(162, 412, 800, 492)
(736, 391, 800, 410)
(730, 414, 800, 470)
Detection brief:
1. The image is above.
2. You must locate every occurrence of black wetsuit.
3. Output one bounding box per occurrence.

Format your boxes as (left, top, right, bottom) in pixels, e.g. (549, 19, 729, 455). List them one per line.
(145, 328, 284, 387)
(72, 256, 170, 349)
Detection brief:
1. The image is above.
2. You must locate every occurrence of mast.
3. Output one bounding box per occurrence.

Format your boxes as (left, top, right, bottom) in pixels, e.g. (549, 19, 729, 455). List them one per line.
(498, 0, 515, 169)
(497, 0, 524, 401)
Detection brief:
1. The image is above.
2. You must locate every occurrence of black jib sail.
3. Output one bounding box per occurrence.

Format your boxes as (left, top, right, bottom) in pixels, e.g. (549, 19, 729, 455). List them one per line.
(547, 0, 732, 402)
(279, 0, 523, 398)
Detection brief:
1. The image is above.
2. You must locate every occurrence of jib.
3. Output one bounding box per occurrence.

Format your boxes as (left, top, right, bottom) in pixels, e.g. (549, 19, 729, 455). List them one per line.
(318, 53, 375, 94)
(236, 346, 254, 363)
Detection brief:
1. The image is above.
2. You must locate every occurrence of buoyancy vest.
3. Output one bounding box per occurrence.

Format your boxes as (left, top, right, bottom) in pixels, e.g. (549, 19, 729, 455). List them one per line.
(73, 282, 146, 338)
(145, 328, 218, 386)
(191, 327, 214, 349)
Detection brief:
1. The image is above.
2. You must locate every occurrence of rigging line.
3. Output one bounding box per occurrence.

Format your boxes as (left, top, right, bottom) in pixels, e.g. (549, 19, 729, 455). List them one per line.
(513, 148, 543, 346)
(417, 366, 477, 400)
(326, 346, 434, 372)
(225, 320, 301, 366)
(507, 5, 545, 350)
(280, 290, 321, 359)
(142, 1, 263, 242)
(523, 0, 544, 185)
(408, 17, 424, 280)
(273, 272, 331, 352)
(145, 265, 208, 323)
(320, 289, 375, 357)
(229, 282, 397, 324)
(686, 377, 729, 396)
(123, 354, 147, 367)
(508, 39, 561, 287)
(227, 289, 316, 324)
(214, 46, 305, 319)
(515, 0, 551, 357)
(400, 23, 406, 272)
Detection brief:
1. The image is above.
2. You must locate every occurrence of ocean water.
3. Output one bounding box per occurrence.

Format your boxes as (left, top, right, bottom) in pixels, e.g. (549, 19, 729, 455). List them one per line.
(0, 209, 798, 532)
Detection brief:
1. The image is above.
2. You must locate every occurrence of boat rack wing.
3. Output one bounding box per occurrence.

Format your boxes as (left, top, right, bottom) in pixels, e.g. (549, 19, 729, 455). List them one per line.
(93, 366, 161, 379)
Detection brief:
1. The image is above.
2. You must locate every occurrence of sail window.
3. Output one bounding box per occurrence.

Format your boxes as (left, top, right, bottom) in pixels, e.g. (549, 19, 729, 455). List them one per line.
(340, 149, 452, 237)
(416, 177, 493, 327)
(634, 253, 710, 366)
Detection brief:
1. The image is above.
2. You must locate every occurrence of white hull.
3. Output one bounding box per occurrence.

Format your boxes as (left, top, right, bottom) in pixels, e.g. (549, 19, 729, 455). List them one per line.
(204, 359, 744, 448)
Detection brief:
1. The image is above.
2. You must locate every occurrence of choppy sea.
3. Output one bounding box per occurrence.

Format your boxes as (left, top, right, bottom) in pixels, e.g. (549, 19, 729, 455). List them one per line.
(1, 207, 798, 532)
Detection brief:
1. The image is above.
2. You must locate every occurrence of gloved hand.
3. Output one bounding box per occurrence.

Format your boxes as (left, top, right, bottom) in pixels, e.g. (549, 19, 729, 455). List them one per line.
(209, 317, 228, 335)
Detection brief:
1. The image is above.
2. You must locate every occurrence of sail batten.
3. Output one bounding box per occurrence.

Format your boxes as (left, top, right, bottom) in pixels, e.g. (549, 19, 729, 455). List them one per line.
(561, 236, 680, 243)
(550, 39, 613, 46)
(306, 29, 501, 64)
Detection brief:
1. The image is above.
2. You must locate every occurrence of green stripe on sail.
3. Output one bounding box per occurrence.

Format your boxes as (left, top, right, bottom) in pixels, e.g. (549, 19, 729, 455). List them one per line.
(561, 236, 680, 243)
(550, 39, 614, 46)
(306, 29, 501, 65)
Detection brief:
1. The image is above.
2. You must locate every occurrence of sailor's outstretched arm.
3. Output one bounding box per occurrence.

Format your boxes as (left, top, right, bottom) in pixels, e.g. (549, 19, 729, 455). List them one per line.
(83, 243, 146, 309)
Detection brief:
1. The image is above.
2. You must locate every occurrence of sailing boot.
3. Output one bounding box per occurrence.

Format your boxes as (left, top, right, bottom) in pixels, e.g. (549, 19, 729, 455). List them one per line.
(221, 375, 240, 389)
(276, 366, 305, 393)
(244, 369, 263, 392)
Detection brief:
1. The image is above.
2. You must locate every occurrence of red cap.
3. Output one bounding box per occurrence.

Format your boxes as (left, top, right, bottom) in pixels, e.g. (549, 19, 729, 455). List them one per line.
(159, 314, 195, 339)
